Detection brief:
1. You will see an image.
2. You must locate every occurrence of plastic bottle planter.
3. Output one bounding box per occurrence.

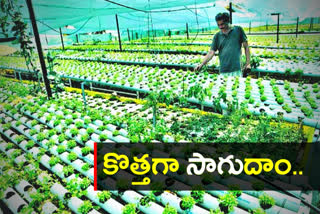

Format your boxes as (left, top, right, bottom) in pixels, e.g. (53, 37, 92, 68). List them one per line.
(29, 147, 41, 159)
(51, 163, 64, 178)
(15, 180, 37, 202)
(3, 188, 28, 213)
(121, 191, 164, 214)
(14, 154, 27, 166)
(40, 154, 51, 169)
(42, 201, 58, 214)
(68, 197, 84, 214)
(86, 186, 124, 213)
(178, 191, 220, 211)
(50, 183, 72, 202)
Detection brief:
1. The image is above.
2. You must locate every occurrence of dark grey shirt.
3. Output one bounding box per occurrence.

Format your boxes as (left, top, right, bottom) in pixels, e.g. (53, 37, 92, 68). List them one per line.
(210, 26, 247, 73)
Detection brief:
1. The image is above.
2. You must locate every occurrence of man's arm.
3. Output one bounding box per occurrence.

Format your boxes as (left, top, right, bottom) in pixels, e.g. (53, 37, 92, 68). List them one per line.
(243, 41, 251, 69)
(194, 50, 215, 71)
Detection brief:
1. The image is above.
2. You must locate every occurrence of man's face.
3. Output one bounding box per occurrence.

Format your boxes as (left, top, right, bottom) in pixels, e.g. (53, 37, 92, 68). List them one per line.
(217, 20, 228, 31)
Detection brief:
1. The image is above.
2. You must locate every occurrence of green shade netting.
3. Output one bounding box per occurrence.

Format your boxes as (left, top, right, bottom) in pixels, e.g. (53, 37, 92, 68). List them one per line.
(2, 0, 319, 37)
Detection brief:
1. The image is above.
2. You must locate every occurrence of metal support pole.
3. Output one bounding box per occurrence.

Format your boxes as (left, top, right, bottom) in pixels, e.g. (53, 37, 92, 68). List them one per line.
(266, 20, 268, 30)
(271, 13, 280, 43)
(18, 72, 22, 82)
(276, 14, 280, 43)
(296, 17, 299, 38)
(76, 34, 79, 43)
(249, 21, 251, 34)
(186, 23, 189, 39)
(81, 82, 87, 110)
(309, 17, 313, 31)
(26, 0, 52, 99)
(59, 27, 64, 50)
(229, 2, 232, 24)
(135, 32, 138, 40)
(127, 28, 130, 41)
(115, 14, 122, 51)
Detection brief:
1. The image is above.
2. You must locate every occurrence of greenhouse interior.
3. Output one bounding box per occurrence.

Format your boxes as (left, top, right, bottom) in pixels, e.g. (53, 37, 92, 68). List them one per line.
(0, 0, 320, 213)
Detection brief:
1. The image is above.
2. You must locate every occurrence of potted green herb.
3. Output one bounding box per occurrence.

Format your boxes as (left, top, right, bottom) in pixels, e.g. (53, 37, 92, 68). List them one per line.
(210, 208, 224, 214)
(81, 163, 90, 171)
(259, 193, 275, 210)
(191, 185, 205, 203)
(62, 165, 74, 177)
(180, 195, 195, 211)
(78, 200, 93, 214)
(163, 204, 177, 214)
(67, 152, 77, 162)
(97, 190, 111, 203)
(139, 195, 155, 207)
(122, 203, 136, 214)
(218, 192, 238, 214)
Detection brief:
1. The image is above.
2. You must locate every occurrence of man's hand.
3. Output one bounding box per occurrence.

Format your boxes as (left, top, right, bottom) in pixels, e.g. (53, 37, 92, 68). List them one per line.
(194, 64, 203, 72)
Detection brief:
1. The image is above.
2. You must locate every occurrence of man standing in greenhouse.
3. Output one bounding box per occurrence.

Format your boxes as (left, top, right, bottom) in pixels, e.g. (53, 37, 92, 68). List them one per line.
(194, 12, 251, 77)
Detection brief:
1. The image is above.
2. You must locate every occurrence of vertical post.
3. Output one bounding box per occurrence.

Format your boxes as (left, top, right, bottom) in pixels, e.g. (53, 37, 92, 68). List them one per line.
(266, 20, 268, 30)
(76, 34, 79, 43)
(186, 23, 189, 39)
(276, 14, 280, 43)
(249, 21, 251, 34)
(168, 29, 171, 37)
(127, 28, 130, 41)
(59, 27, 64, 50)
(26, 0, 52, 99)
(135, 32, 138, 40)
(271, 13, 280, 43)
(115, 14, 122, 51)
(229, 2, 232, 24)
(309, 17, 313, 31)
(131, 30, 133, 41)
(296, 17, 299, 38)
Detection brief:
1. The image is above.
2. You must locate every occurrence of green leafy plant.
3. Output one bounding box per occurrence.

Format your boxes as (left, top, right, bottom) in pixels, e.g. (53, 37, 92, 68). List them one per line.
(81, 163, 90, 171)
(36, 133, 47, 142)
(48, 156, 60, 167)
(67, 152, 77, 162)
(14, 135, 25, 143)
(191, 186, 205, 203)
(70, 128, 79, 137)
(80, 177, 91, 190)
(81, 133, 89, 142)
(122, 203, 136, 214)
(67, 140, 77, 149)
(218, 192, 238, 213)
(210, 208, 224, 214)
(163, 204, 177, 214)
(56, 145, 66, 154)
(99, 133, 108, 141)
(139, 195, 155, 207)
(180, 195, 195, 210)
(97, 191, 111, 203)
(81, 146, 91, 156)
(25, 140, 35, 150)
(78, 200, 93, 214)
(62, 165, 74, 177)
(259, 193, 275, 210)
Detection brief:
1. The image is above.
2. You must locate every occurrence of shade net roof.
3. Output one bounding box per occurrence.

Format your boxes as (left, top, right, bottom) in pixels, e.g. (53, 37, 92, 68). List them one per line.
(4, 0, 320, 37)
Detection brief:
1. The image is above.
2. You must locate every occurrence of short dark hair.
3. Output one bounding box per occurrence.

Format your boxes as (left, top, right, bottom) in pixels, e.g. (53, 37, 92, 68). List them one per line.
(215, 12, 230, 23)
